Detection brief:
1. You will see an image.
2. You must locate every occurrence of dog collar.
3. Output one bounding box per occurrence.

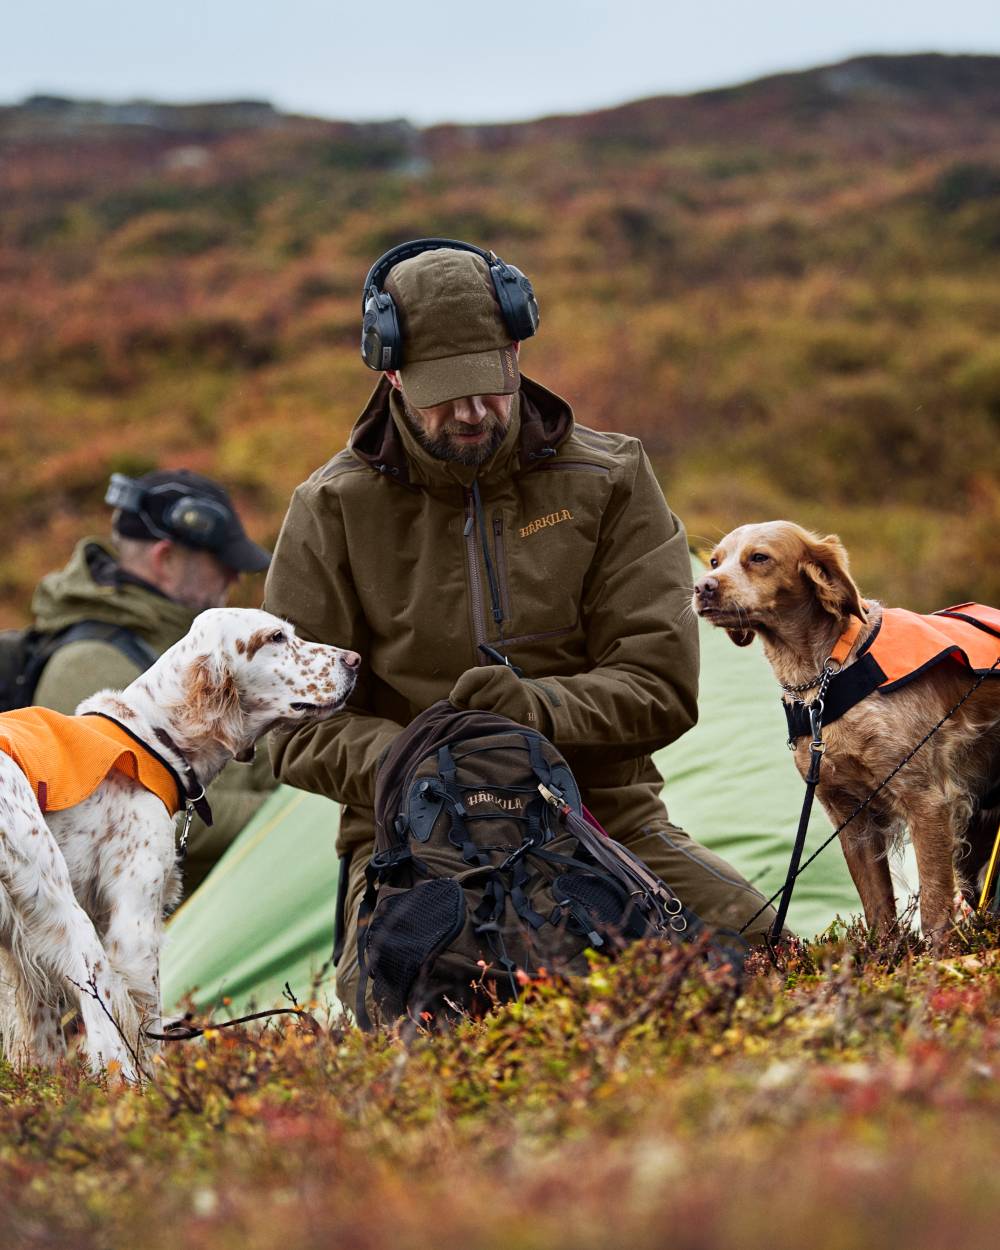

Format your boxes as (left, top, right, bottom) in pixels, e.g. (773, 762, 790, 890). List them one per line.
(82, 712, 213, 828)
(829, 612, 867, 667)
(150, 726, 214, 828)
(780, 608, 870, 695)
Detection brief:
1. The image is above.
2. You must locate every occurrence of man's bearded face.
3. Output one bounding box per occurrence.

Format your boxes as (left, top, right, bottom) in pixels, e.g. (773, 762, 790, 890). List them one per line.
(401, 391, 514, 466)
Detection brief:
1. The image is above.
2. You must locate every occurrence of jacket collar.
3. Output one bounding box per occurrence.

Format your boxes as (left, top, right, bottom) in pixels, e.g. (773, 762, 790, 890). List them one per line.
(348, 374, 575, 489)
(30, 537, 196, 649)
(388, 389, 524, 489)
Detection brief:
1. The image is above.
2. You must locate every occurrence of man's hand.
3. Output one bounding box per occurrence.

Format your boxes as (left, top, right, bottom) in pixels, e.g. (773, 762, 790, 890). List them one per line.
(449, 664, 554, 733)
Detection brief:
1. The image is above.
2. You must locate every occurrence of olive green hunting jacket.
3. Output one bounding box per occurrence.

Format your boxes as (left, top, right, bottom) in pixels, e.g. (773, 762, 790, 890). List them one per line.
(264, 375, 699, 859)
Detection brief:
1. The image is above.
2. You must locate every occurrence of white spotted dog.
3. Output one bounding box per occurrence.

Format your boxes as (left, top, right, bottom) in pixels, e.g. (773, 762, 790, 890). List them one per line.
(0, 608, 359, 1080)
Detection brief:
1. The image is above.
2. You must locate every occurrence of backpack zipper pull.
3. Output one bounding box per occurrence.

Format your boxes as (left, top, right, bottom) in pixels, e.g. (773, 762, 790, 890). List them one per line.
(537, 782, 568, 813)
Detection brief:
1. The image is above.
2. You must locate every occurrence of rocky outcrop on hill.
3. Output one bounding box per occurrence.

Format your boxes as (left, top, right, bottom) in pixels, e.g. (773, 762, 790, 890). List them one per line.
(0, 95, 283, 139)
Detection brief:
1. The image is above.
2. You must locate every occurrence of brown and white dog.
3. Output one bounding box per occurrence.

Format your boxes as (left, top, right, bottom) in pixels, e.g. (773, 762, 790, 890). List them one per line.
(692, 521, 1000, 941)
(0, 608, 359, 1079)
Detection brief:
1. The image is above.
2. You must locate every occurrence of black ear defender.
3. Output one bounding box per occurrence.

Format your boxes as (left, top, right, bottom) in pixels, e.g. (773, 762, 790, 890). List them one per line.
(105, 473, 232, 550)
(360, 285, 402, 372)
(359, 237, 540, 372)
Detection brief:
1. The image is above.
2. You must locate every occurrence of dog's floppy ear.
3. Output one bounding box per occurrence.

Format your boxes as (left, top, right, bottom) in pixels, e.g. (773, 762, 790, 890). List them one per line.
(726, 627, 756, 647)
(178, 652, 246, 756)
(800, 533, 866, 622)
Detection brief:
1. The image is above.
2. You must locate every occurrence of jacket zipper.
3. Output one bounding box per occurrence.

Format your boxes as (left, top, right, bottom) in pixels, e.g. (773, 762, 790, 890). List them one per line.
(464, 493, 488, 658)
(493, 515, 512, 624)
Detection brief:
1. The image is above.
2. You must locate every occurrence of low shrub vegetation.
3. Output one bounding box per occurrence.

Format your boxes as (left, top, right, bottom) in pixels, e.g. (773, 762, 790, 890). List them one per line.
(4, 926, 1000, 1249)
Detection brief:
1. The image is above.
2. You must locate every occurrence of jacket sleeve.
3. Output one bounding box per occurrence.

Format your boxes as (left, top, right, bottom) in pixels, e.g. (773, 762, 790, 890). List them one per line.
(450, 447, 699, 759)
(264, 478, 403, 809)
(33, 640, 143, 715)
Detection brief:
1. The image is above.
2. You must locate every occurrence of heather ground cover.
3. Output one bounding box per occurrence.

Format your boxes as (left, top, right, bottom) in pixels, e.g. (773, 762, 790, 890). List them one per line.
(4, 924, 1000, 1250)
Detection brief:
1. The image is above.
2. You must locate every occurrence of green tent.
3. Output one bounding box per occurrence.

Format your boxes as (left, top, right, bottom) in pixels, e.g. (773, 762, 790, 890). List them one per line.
(163, 605, 879, 1017)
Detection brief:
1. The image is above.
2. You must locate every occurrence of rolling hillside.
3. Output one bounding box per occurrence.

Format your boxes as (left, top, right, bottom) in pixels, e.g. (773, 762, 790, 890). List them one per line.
(2, 53, 999, 623)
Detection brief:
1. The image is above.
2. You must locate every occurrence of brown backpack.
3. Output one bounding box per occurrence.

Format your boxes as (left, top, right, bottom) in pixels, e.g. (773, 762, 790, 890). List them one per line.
(355, 701, 726, 1029)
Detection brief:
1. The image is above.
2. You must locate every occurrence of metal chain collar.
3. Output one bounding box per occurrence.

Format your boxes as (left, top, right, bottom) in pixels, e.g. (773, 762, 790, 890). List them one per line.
(787, 663, 835, 751)
(780, 670, 826, 694)
(781, 657, 840, 695)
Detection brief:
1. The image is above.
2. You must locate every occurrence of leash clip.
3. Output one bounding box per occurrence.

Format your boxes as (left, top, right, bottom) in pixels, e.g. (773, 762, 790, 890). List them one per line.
(178, 799, 200, 860)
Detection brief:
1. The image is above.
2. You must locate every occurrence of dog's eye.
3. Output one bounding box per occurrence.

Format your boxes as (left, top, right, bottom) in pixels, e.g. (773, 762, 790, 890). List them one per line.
(268, 630, 286, 644)
(749, 552, 770, 564)
(709, 556, 719, 569)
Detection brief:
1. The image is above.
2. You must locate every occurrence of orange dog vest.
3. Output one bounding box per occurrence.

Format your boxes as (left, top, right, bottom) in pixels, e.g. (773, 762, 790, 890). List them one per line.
(0, 706, 181, 815)
(784, 602, 1000, 742)
(860, 603, 1000, 689)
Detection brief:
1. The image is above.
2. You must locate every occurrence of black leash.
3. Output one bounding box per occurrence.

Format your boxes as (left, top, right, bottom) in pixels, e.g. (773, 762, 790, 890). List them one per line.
(765, 667, 834, 952)
(746, 655, 1000, 947)
(145, 1006, 308, 1042)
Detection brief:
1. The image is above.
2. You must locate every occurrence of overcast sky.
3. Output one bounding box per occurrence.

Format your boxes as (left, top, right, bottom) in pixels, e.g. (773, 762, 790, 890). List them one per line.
(3, 1, 999, 126)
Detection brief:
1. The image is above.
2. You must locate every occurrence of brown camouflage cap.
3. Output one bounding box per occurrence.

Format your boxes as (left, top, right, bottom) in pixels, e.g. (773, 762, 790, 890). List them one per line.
(384, 249, 519, 407)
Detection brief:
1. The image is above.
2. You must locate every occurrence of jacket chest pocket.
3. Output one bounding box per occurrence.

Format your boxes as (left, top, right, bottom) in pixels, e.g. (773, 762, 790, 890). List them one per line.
(493, 497, 602, 645)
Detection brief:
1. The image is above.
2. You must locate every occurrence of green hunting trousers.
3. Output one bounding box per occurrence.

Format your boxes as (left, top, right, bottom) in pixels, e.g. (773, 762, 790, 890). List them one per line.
(333, 818, 782, 1017)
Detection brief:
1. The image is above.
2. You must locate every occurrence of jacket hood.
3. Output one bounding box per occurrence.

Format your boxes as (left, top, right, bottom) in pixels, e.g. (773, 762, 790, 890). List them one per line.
(31, 538, 197, 650)
(348, 374, 575, 489)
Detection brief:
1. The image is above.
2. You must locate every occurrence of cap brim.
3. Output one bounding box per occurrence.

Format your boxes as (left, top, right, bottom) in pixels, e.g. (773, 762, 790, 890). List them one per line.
(216, 535, 272, 574)
(399, 345, 519, 408)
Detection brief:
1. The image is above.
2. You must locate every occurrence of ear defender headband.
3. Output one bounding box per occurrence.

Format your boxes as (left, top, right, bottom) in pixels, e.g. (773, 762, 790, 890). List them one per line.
(360, 237, 540, 372)
(105, 473, 233, 551)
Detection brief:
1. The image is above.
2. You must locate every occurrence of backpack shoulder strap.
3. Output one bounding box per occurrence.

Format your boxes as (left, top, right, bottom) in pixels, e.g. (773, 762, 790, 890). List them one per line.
(41, 620, 159, 676)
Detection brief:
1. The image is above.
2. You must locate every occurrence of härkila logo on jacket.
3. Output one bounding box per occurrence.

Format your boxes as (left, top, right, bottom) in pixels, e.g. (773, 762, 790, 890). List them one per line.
(520, 509, 573, 539)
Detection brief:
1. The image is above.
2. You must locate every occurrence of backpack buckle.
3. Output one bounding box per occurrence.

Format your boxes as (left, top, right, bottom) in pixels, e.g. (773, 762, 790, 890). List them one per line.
(371, 845, 412, 873)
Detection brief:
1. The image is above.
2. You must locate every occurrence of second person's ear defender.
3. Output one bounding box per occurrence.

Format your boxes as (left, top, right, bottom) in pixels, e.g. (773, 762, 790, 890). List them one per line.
(105, 473, 233, 550)
(360, 237, 540, 372)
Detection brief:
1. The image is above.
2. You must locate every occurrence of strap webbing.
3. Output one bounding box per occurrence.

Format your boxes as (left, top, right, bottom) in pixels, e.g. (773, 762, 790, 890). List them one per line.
(768, 740, 823, 944)
(527, 734, 553, 789)
(784, 652, 885, 741)
(48, 620, 158, 674)
(829, 613, 867, 666)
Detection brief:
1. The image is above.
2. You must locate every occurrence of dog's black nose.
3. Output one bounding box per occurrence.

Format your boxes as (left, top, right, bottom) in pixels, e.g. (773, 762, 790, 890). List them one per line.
(695, 576, 719, 602)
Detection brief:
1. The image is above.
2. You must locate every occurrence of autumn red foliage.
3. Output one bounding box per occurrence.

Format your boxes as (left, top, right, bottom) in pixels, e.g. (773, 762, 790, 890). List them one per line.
(3, 53, 1000, 624)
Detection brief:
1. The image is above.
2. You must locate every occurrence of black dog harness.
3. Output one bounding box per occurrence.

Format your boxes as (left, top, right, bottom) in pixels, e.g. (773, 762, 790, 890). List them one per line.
(783, 603, 1000, 744)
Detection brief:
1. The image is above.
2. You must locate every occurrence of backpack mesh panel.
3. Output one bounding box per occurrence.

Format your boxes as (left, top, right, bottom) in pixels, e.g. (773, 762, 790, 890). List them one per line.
(553, 871, 650, 941)
(366, 879, 465, 1020)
